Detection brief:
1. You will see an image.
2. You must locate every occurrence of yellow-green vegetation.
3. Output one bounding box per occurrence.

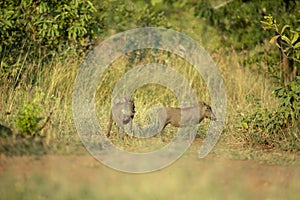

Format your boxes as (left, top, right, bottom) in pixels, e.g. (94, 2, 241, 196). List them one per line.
(0, 0, 299, 160)
(1, 1, 300, 199)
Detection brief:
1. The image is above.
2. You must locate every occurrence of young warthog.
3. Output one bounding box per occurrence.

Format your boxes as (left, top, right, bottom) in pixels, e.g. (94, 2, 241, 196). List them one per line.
(106, 96, 135, 137)
(157, 101, 216, 133)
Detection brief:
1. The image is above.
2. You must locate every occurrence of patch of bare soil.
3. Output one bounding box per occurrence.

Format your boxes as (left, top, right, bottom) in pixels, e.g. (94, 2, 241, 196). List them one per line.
(0, 145, 300, 199)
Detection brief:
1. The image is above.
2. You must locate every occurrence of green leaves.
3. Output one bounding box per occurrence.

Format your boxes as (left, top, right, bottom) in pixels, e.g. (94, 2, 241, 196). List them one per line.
(94, 0, 168, 33)
(281, 24, 290, 35)
(291, 31, 299, 44)
(0, 0, 99, 54)
(195, 1, 299, 50)
(262, 15, 299, 50)
(240, 78, 300, 151)
(0, 0, 100, 83)
(294, 42, 300, 49)
(261, 15, 300, 86)
(240, 16, 300, 150)
(15, 98, 42, 136)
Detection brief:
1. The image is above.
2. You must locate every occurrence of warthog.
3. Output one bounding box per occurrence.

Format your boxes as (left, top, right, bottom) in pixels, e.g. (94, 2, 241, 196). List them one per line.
(106, 96, 135, 137)
(157, 101, 216, 133)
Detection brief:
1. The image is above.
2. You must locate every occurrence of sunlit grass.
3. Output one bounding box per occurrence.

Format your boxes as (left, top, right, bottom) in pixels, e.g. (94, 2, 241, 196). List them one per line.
(0, 8, 295, 159)
(0, 37, 281, 156)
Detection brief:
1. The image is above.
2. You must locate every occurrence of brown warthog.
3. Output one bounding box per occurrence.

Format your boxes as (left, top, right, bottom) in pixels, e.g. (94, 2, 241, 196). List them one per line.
(157, 101, 216, 133)
(106, 96, 135, 137)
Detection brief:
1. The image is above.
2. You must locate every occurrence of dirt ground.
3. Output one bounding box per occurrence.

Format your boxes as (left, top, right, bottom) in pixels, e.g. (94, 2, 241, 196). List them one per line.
(1, 142, 300, 200)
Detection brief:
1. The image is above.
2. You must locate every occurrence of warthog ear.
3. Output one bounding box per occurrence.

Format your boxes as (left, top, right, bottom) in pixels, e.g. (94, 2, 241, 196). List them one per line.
(123, 94, 132, 101)
(200, 101, 211, 110)
(203, 102, 209, 107)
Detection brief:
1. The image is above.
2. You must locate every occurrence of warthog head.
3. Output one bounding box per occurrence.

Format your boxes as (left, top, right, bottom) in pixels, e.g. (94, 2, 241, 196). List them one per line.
(112, 96, 135, 124)
(107, 95, 135, 137)
(199, 101, 217, 121)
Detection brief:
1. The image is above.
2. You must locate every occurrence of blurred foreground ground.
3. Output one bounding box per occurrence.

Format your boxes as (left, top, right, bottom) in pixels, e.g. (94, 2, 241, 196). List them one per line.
(1, 140, 300, 200)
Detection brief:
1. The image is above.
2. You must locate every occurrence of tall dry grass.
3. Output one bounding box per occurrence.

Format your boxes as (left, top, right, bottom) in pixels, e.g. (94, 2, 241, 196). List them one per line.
(0, 52, 84, 154)
(0, 39, 279, 154)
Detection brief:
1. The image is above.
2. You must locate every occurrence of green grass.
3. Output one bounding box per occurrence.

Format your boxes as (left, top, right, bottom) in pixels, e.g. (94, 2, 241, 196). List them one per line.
(1, 3, 300, 200)
(0, 4, 298, 164)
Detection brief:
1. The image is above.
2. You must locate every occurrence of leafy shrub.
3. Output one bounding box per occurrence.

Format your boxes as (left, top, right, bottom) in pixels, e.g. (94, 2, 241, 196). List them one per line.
(15, 96, 43, 136)
(193, 0, 299, 49)
(0, 0, 99, 52)
(239, 82, 300, 151)
(261, 15, 300, 84)
(238, 17, 300, 151)
(0, 0, 100, 83)
(92, 0, 168, 34)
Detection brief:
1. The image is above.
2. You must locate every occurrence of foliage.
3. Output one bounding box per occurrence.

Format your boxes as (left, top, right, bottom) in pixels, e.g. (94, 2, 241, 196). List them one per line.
(1, 0, 300, 156)
(263, 16, 300, 118)
(262, 16, 300, 59)
(92, 0, 168, 34)
(273, 79, 300, 121)
(239, 89, 300, 151)
(0, 0, 100, 51)
(238, 17, 300, 151)
(194, 0, 299, 49)
(15, 95, 43, 136)
(0, 0, 100, 84)
(261, 15, 300, 84)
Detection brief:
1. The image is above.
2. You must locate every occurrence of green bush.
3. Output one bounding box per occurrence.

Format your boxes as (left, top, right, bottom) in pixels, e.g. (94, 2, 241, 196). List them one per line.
(238, 17, 300, 151)
(15, 96, 43, 137)
(0, 0, 100, 84)
(193, 0, 299, 49)
(273, 79, 300, 122)
(0, 0, 99, 51)
(261, 15, 300, 84)
(239, 84, 300, 151)
(92, 0, 168, 34)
